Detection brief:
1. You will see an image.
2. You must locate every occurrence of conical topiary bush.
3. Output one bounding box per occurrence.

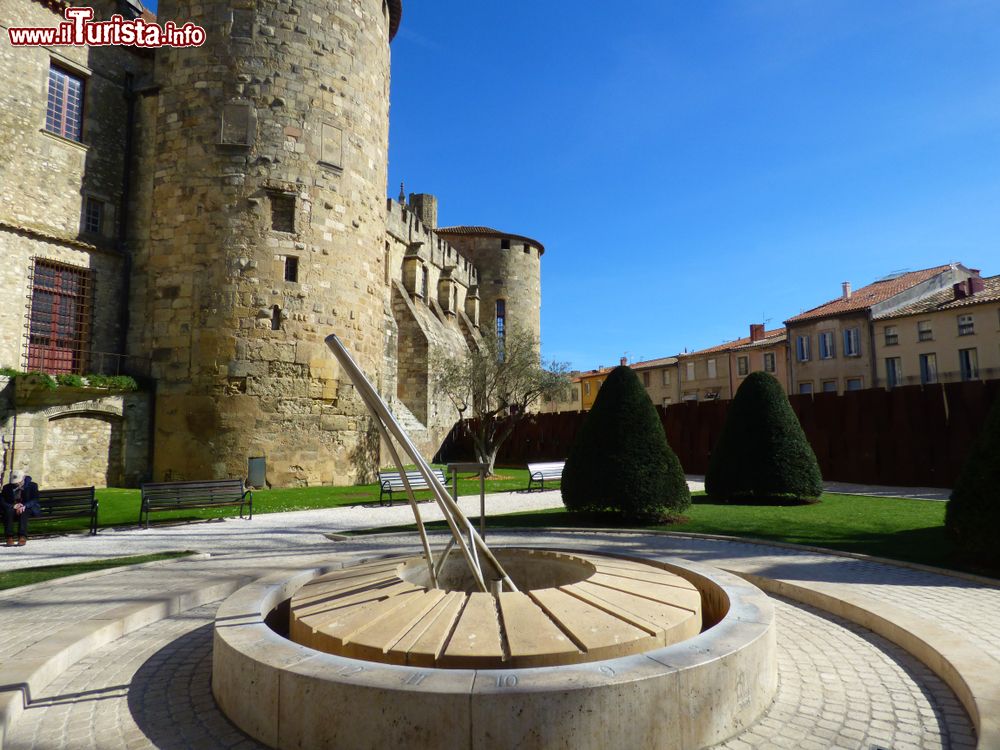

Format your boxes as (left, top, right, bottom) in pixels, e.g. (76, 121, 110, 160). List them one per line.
(705, 371, 822, 503)
(561, 365, 689, 520)
(946, 390, 1000, 567)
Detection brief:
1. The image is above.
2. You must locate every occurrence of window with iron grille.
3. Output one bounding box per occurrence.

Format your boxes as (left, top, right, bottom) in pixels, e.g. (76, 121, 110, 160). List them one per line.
(46, 65, 84, 142)
(26, 259, 91, 374)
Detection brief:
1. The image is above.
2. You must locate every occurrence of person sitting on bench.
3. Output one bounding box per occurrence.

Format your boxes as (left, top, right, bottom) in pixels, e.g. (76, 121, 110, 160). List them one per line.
(2, 470, 41, 547)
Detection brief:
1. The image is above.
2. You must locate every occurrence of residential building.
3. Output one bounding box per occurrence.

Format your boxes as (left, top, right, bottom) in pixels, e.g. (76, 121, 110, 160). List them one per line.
(729, 326, 790, 394)
(873, 275, 1000, 387)
(579, 364, 617, 410)
(539, 374, 583, 413)
(631, 356, 679, 408)
(784, 264, 977, 395)
(677, 325, 787, 402)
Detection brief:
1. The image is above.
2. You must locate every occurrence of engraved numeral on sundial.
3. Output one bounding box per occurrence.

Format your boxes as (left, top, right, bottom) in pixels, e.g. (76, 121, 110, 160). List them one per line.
(495, 674, 518, 688)
(599, 665, 616, 677)
(336, 665, 365, 676)
(404, 672, 428, 686)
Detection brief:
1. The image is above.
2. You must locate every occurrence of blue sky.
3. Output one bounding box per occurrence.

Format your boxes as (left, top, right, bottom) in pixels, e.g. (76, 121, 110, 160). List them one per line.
(144, 1, 1000, 369)
(388, 1, 1000, 369)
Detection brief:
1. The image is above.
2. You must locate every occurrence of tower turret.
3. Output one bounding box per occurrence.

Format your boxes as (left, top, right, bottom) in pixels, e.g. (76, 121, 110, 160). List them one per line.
(435, 226, 544, 348)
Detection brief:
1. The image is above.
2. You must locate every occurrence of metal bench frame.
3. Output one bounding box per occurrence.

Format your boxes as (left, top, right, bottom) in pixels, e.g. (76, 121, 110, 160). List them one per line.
(35, 486, 99, 535)
(527, 461, 565, 491)
(139, 478, 252, 529)
(378, 469, 447, 507)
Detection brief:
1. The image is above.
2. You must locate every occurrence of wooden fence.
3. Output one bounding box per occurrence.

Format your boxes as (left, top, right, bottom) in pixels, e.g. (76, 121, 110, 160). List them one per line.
(435, 379, 1000, 488)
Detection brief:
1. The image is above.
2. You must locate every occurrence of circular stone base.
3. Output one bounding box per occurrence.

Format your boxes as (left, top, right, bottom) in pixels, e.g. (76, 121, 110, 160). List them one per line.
(288, 549, 703, 668)
(212, 551, 777, 750)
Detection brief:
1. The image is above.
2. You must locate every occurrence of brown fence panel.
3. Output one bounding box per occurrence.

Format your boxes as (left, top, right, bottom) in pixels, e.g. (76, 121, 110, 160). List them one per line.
(434, 379, 1000, 487)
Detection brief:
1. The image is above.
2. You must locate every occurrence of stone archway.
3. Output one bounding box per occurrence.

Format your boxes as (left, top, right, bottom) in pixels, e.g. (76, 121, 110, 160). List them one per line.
(42, 411, 124, 488)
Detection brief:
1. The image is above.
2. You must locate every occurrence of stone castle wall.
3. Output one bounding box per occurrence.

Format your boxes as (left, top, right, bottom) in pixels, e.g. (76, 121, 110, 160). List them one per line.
(0, 377, 151, 489)
(0, 0, 545, 489)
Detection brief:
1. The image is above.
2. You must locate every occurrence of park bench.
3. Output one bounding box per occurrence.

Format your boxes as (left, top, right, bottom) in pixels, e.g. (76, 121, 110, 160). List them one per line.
(527, 461, 565, 491)
(139, 478, 252, 529)
(377, 469, 447, 507)
(35, 486, 99, 535)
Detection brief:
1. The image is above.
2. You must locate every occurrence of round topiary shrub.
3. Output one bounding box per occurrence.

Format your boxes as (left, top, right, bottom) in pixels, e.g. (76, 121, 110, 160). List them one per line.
(946, 390, 1000, 568)
(705, 371, 822, 503)
(562, 366, 689, 520)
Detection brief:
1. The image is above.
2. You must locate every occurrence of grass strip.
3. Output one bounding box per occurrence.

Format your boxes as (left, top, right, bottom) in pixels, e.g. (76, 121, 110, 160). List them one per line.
(31, 467, 545, 535)
(347, 492, 996, 578)
(0, 550, 195, 590)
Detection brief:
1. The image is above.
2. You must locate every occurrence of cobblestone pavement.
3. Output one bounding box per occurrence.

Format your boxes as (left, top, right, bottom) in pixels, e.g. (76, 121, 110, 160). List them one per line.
(3, 594, 975, 750)
(2, 529, 997, 749)
(712, 598, 974, 750)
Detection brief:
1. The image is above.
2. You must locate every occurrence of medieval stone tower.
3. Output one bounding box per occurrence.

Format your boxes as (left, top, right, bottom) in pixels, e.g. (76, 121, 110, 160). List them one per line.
(128, 0, 403, 485)
(436, 226, 544, 347)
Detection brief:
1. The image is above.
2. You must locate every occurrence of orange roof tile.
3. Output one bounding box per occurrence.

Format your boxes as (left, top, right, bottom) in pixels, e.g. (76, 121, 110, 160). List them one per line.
(785, 265, 954, 324)
(630, 356, 678, 369)
(682, 328, 786, 358)
(875, 275, 1000, 319)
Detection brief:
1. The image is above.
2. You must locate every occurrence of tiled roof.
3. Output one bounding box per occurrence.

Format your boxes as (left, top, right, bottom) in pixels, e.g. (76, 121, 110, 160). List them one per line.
(875, 275, 1000, 320)
(785, 265, 954, 323)
(630, 356, 678, 369)
(731, 331, 788, 351)
(682, 328, 786, 358)
(436, 226, 545, 254)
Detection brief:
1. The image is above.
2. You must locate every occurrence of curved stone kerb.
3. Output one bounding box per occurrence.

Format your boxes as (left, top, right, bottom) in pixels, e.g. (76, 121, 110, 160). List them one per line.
(212, 553, 777, 750)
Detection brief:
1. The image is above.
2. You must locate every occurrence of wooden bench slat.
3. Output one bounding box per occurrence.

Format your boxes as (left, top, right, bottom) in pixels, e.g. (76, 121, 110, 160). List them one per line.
(526, 461, 566, 491)
(376, 469, 447, 506)
(140, 479, 252, 528)
(32, 486, 98, 535)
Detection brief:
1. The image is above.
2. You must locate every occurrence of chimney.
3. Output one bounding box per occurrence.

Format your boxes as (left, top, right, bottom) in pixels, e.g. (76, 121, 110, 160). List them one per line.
(842, 281, 852, 300)
(968, 276, 985, 296)
(953, 282, 968, 300)
(620, 356, 627, 367)
(749, 323, 765, 342)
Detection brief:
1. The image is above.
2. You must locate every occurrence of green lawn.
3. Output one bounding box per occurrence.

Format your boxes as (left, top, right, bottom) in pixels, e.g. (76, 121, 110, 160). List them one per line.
(354, 492, 989, 577)
(0, 551, 195, 590)
(27, 467, 542, 535)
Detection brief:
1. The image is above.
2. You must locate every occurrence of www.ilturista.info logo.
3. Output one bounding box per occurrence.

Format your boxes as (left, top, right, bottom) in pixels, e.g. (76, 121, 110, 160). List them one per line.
(8, 7, 206, 47)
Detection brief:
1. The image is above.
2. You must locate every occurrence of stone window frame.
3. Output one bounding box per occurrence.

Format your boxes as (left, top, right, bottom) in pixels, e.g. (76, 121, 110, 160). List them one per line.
(284, 256, 299, 283)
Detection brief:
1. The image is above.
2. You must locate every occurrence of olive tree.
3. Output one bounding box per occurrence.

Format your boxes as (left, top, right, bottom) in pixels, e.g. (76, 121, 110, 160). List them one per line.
(433, 326, 570, 475)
